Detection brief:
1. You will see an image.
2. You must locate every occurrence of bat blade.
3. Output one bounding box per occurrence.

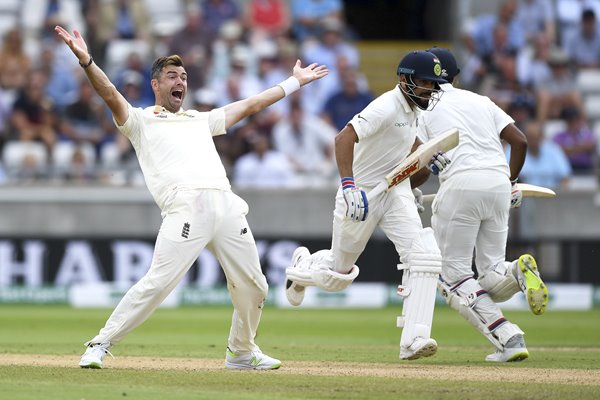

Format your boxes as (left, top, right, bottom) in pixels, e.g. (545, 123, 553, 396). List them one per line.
(367, 128, 459, 202)
(422, 183, 556, 204)
(384, 128, 459, 190)
(516, 183, 556, 198)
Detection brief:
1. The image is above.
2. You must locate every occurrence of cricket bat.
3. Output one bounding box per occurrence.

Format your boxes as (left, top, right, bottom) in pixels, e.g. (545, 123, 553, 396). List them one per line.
(422, 183, 556, 203)
(367, 128, 459, 201)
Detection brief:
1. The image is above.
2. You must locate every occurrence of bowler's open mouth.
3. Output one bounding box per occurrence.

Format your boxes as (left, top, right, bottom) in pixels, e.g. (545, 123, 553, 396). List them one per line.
(172, 90, 183, 100)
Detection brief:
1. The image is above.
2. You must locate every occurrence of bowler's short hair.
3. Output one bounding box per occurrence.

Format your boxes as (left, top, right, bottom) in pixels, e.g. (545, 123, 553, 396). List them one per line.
(151, 55, 184, 80)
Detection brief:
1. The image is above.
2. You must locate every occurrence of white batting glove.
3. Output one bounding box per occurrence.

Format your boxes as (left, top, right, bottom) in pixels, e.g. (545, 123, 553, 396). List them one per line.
(412, 188, 424, 214)
(341, 177, 368, 222)
(510, 180, 522, 208)
(427, 151, 451, 175)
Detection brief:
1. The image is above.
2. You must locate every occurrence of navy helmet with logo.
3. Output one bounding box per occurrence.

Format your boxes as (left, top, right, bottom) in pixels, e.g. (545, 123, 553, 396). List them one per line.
(396, 50, 446, 110)
(396, 51, 447, 84)
(426, 47, 460, 83)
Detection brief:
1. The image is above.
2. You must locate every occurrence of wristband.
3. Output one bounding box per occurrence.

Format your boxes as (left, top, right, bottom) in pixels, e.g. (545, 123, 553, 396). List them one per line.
(277, 76, 300, 97)
(341, 177, 356, 189)
(510, 177, 518, 185)
(79, 55, 93, 69)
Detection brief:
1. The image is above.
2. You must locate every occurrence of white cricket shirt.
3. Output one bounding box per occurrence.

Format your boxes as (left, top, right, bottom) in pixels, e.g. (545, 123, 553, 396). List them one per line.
(349, 86, 418, 190)
(418, 83, 514, 181)
(117, 105, 230, 210)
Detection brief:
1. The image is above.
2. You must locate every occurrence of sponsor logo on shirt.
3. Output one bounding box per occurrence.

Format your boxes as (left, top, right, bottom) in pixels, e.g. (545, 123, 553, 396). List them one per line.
(181, 222, 191, 238)
(395, 121, 409, 127)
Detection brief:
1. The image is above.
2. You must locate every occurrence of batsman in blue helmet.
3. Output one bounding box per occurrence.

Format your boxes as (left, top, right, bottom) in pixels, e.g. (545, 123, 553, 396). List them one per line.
(284, 50, 452, 361)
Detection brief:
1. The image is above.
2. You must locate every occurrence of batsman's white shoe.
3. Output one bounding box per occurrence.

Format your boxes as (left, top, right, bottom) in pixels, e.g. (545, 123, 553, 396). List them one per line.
(516, 254, 548, 315)
(79, 342, 113, 369)
(485, 334, 529, 362)
(225, 347, 282, 370)
(400, 337, 438, 360)
(285, 247, 310, 306)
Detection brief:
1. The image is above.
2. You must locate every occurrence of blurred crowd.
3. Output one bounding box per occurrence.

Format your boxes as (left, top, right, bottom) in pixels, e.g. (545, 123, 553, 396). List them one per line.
(0, 0, 598, 190)
(460, 0, 600, 190)
(0, 0, 372, 187)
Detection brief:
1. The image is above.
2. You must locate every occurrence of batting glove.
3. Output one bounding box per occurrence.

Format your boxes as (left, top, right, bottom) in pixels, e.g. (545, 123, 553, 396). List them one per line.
(412, 188, 425, 214)
(427, 151, 451, 175)
(510, 180, 522, 208)
(341, 177, 368, 222)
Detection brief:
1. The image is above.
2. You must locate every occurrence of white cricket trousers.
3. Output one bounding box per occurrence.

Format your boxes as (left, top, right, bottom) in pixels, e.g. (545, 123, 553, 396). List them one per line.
(88, 188, 268, 353)
(311, 184, 423, 273)
(431, 171, 511, 284)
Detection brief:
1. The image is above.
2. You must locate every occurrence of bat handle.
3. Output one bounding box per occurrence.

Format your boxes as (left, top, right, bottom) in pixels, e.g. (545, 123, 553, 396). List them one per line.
(422, 194, 436, 203)
(367, 181, 387, 202)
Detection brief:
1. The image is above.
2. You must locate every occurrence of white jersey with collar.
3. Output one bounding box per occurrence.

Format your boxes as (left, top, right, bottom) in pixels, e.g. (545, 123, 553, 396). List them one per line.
(418, 83, 514, 182)
(348, 86, 419, 190)
(116, 104, 230, 210)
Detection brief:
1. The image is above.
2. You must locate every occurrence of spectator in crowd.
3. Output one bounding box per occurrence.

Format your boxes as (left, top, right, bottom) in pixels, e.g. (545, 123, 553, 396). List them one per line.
(60, 79, 113, 152)
(193, 87, 219, 112)
(119, 70, 154, 109)
(167, 4, 214, 93)
(93, 0, 150, 67)
(209, 20, 248, 85)
(516, 32, 553, 90)
(244, 0, 291, 46)
(556, 0, 600, 47)
(461, 21, 522, 100)
(112, 51, 154, 106)
(0, 29, 31, 95)
(535, 49, 586, 122)
(233, 132, 296, 188)
(514, 0, 555, 44)
(210, 45, 262, 108)
(63, 145, 96, 183)
(507, 120, 571, 188)
(321, 68, 373, 131)
(201, 0, 241, 38)
(14, 152, 49, 182)
(300, 52, 364, 116)
(9, 70, 58, 154)
(252, 42, 289, 133)
(303, 19, 359, 74)
(553, 107, 598, 174)
(40, 46, 80, 111)
(272, 100, 337, 185)
(25, 0, 86, 40)
(564, 8, 600, 69)
(506, 94, 536, 130)
(290, 0, 343, 41)
(463, 0, 524, 58)
(98, 0, 150, 41)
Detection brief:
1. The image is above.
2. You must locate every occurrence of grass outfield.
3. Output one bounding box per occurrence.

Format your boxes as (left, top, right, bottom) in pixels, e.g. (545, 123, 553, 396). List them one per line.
(0, 305, 598, 399)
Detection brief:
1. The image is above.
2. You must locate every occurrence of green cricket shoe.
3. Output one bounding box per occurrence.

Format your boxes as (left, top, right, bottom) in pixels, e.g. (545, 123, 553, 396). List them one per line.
(517, 254, 548, 315)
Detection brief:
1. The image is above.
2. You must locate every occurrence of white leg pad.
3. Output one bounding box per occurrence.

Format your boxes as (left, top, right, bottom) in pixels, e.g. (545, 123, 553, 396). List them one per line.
(439, 277, 524, 350)
(398, 228, 442, 348)
(286, 264, 359, 292)
(438, 278, 503, 350)
(479, 261, 520, 303)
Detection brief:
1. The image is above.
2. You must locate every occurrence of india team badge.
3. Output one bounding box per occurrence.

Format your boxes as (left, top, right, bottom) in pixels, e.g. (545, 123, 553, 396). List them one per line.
(432, 57, 442, 77)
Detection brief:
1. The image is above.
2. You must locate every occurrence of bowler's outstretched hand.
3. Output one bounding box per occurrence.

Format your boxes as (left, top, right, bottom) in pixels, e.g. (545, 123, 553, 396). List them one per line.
(292, 60, 329, 86)
(54, 25, 89, 63)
